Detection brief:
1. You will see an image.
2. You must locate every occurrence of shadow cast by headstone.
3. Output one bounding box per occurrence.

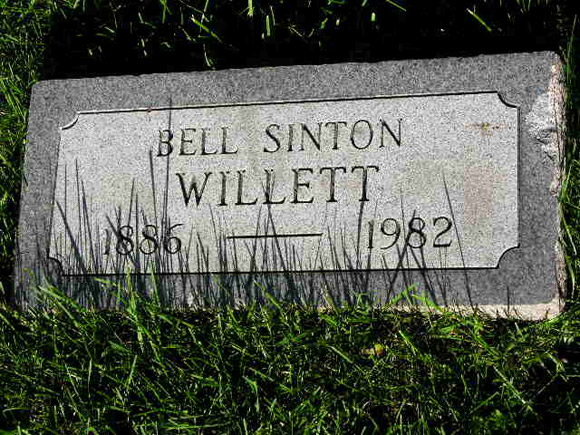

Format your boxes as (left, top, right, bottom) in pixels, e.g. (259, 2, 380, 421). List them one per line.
(41, 0, 568, 80)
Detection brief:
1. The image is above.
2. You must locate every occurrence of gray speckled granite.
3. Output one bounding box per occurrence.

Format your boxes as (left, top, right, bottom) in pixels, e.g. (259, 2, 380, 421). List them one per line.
(16, 52, 565, 318)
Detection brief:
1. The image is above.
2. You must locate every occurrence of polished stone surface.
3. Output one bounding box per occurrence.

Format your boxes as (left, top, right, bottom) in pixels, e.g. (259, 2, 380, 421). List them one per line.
(51, 93, 518, 274)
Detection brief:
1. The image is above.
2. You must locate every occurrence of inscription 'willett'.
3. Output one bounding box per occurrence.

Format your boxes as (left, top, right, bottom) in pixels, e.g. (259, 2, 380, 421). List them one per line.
(49, 93, 519, 275)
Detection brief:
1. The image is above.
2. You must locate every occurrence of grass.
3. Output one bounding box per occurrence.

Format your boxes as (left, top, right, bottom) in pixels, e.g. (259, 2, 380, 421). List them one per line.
(1, 0, 580, 433)
(1, 285, 579, 433)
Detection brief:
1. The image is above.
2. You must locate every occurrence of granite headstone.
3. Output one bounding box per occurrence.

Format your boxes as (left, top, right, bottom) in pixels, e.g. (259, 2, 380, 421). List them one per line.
(16, 52, 565, 318)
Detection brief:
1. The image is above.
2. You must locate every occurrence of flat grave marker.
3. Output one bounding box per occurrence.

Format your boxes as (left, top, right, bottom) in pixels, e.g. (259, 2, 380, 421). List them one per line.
(16, 52, 565, 318)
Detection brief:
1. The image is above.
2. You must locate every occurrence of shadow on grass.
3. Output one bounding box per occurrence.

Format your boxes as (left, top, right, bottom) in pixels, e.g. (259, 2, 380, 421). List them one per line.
(41, 0, 570, 79)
